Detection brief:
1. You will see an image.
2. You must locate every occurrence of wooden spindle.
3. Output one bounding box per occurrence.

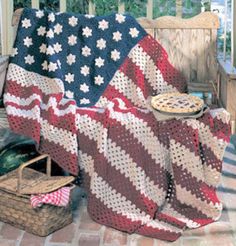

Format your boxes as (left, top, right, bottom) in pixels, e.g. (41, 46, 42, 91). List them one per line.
(59, 0, 67, 12)
(1, 0, 14, 55)
(146, 0, 153, 19)
(118, 1, 125, 14)
(88, 0, 95, 15)
(31, 0, 39, 9)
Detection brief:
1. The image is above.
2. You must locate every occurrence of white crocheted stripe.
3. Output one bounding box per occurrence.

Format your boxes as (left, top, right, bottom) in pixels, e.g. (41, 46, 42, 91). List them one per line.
(146, 219, 183, 233)
(203, 165, 221, 187)
(77, 114, 166, 205)
(41, 118, 77, 154)
(169, 139, 204, 182)
(107, 102, 170, 171)
(95, 96, 110, 108)
(4, 93, 42, 106)
(184, 119, 228, 160)
(129, 45, 177, 94)
(79, 151, 182, 234)
(176, 184, 222, 219)
(109, 70, 147, 108)
(41, 97, 77, 116)
(210, 108, 230, 124)
(162, 203, 201, 229)
(199, 122, 227, 160)
(5, 104, 40, 122)
(7, 63, 64, 95)
(5, 103, 77, 154)
(79, 151, 151, 224)
(5, 92, 77, 117)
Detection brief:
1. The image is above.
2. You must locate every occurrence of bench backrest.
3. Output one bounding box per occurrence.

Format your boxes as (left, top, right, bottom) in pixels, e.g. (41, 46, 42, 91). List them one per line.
(138, 12, 220, 92)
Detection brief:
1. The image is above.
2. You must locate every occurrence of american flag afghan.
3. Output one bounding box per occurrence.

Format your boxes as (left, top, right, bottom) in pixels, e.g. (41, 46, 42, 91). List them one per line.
(4, 8, 231, 241)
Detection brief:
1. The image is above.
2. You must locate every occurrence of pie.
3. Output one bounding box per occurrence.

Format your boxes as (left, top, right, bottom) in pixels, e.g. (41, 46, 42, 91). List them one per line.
(151, 92, 204, 114)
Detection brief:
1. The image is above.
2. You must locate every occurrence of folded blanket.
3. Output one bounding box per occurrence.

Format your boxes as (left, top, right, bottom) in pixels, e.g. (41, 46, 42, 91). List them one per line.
(4, 8, 230, 241)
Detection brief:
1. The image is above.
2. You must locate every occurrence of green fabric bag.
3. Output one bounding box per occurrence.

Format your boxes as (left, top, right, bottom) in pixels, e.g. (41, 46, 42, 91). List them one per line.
(0, 138, 38, 175)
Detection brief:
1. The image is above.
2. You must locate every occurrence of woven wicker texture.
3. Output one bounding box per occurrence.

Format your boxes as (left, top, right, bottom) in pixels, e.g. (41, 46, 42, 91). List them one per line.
(0, 189, 72, 236)
(0, 108, 9, 128)
(0, 154, 74, 194)
(0, 155, 74, 236)
(0, 168, 74, 194)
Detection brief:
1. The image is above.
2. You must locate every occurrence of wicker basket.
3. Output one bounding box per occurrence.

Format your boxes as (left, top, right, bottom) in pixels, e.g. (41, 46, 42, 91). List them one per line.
(0, 154, 75, 237)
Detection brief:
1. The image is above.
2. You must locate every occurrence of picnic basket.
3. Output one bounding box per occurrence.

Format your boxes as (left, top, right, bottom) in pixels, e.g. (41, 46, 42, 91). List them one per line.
(0, 154, 75, 236)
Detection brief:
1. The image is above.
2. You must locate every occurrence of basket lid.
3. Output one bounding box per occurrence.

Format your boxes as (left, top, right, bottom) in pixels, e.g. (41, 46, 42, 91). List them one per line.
(151, 92, 204, 114)
(0, 168, 75, 195)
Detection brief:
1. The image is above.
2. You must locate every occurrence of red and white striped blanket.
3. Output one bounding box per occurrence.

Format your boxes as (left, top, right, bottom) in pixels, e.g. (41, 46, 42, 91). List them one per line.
(4, 9, 230, 241)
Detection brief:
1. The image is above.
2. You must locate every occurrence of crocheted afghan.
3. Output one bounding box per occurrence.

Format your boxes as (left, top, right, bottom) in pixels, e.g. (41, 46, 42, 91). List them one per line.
(4, 8, 230, 241)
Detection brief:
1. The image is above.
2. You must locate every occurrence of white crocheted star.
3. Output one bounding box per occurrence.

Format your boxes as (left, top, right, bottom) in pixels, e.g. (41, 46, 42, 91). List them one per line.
(116, 14, 125, 23)
(23, 37, 33, 47)
(82, 46, 91, 57)
(37, 26, 46, 36)
(95, 57, 105, 68)
(54, 23, 63, 35)
(82, 27, 92, 38)
(39, 43, 47, 54)
(67, 54, 76, 65)
(80, 83, 90, 93)
(111, 49, 120, 61)
(129, 27, 139, 38)
(113, 31, 122, 42)
(96, 38, 106, 50)
(48, 13, 55, 22)
(65, 90, 74, 99)
(65, 73, 75, 83)
(48, 62, 58, 72)
(69, 16, 78, 27)
(41, 60, 48, 70)
(80, 98, 90, 104)
(11, 48, 18, 57)
(80, 65, 90, 76)
(22, 18, 31, 28)
(68, 35, 77, 46)
(85, 14, 94, 19)
(46, 29, 54, 39)
(46, 45, 55, 55)
(53, 42, 62, 53)
(94, 75, 104, 85)
(24, 55, 35, 65)
(98, 19, 109, 30)
(57, 60, 61, 69)
(36, 10, 44, 18)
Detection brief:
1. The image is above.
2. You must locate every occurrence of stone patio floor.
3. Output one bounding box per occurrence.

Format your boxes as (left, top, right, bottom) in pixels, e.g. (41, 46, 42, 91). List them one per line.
(0, 162, 236, 246)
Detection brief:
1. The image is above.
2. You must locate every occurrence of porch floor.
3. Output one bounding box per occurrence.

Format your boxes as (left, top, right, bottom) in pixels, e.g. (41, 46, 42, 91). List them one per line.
(0, 159, 236, 246)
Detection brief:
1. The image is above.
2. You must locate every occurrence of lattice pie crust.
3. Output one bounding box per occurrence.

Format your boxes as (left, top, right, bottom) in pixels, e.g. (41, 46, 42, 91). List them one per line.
(151, 92, 204, 113)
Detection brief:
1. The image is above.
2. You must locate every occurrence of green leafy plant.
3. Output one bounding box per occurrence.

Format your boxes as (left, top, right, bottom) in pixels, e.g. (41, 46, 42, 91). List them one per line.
(13, 0, 203, 18)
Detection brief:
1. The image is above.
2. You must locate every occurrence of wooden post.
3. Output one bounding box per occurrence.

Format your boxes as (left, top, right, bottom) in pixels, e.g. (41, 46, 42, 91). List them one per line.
(59, 0, 67, 12)
(88, 0, 95, 15)
(0, 0, 14, 55)
(223, 0, 228, 61)
(31, 0, 39, 9)
(146, 0, 153, 19)
(232, 0, 236, 68)
(176, 0, 183, 18)
(118, 1, 125, 14)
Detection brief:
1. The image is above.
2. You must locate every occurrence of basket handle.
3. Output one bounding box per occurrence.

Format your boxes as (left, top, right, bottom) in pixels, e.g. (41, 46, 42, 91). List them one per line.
(17, 154, 51, 193)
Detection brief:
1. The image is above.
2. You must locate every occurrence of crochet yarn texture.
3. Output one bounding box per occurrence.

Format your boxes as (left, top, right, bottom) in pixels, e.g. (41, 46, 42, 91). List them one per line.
(4, 8, 230, 241)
